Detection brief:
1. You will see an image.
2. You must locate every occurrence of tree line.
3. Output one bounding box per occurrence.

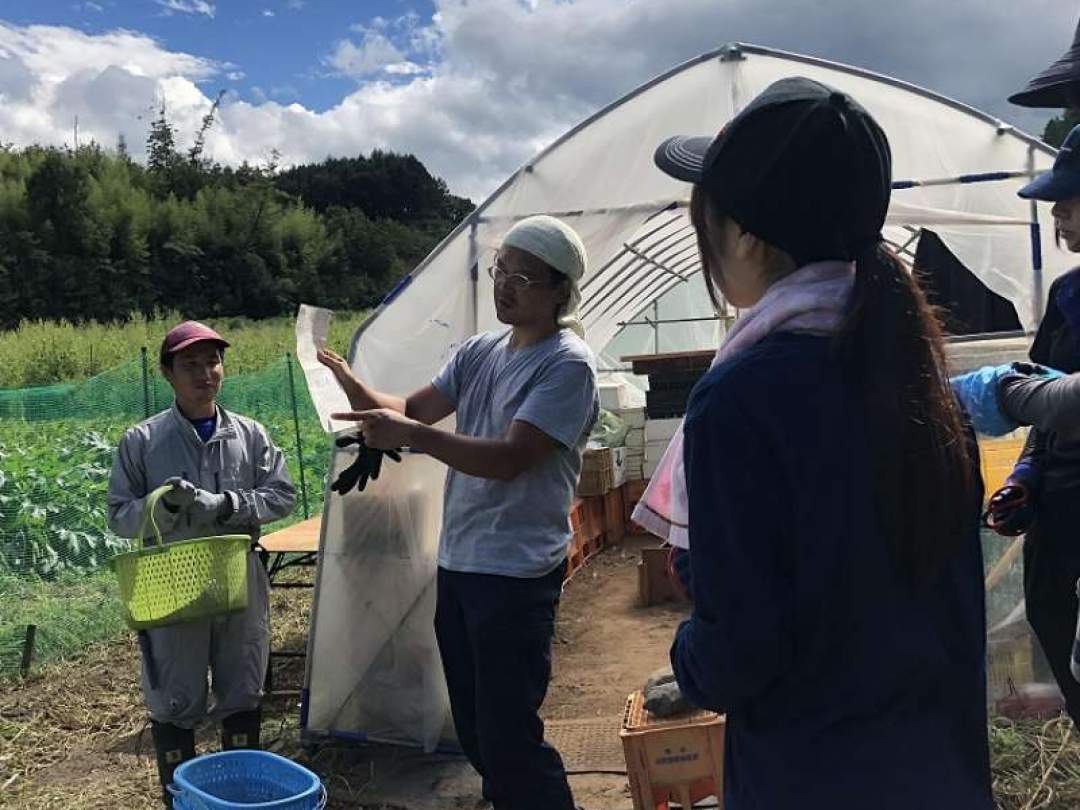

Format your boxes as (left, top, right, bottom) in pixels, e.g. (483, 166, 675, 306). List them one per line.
(0, 106, 474, 330)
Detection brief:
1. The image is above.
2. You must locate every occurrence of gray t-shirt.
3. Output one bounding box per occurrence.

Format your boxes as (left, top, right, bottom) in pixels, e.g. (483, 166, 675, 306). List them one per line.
(431, 328, 599, 577)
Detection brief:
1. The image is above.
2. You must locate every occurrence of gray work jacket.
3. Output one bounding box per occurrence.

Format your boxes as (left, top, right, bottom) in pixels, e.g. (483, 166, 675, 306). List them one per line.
(107, 402, 296, 544)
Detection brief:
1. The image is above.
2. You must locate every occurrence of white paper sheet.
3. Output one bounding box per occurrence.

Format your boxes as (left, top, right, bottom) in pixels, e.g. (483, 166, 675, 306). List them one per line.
(295, 304, 353, 432)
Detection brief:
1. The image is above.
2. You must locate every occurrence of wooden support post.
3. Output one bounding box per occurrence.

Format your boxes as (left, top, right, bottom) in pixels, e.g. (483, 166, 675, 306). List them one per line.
(20, 624, 36, 678)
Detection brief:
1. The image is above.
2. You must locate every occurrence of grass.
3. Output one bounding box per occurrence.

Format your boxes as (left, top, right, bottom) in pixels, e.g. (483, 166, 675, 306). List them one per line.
(0, 310, 371, 389)
(990, 715, 1080, 808)
(0, 571, 126, 678)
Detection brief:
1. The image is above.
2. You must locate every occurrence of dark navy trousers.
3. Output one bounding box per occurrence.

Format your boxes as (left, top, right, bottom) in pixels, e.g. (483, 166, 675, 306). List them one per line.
(435, 562, 575, 810)
(1025, 490, 1080, 725)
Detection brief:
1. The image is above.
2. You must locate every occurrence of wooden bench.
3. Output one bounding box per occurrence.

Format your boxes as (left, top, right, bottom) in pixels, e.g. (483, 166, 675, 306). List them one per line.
(257, 516, 322, 588)
(258, 516, 322, 696)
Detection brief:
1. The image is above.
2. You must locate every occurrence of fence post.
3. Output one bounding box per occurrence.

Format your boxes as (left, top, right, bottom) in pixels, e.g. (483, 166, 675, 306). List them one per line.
(140, 346, 151, 419)
(20, 624, 36, 678)
(285, 352, 310, 519)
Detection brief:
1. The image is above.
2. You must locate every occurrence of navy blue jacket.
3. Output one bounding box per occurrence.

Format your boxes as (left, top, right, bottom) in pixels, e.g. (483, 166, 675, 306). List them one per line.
(672, 333, 992, 810)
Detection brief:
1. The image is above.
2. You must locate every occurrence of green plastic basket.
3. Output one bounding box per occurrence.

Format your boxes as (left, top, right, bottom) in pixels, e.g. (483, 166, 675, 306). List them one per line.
(109, 485, 250, 631)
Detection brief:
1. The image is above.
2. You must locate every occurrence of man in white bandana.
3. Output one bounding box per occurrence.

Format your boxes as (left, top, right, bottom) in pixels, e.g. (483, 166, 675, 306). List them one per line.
(319, 215, 598, 810)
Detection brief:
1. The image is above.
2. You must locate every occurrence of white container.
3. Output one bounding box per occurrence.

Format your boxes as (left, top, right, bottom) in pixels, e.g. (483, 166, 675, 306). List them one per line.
(646, 439, 673, 462)
(614, 408, 647, 429)
(645, 418, 682, 442)
(599, 379, 646, 411)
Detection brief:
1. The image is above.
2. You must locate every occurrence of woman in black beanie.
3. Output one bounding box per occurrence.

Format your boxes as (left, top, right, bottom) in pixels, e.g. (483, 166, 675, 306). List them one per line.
(653, 78, 993, 809)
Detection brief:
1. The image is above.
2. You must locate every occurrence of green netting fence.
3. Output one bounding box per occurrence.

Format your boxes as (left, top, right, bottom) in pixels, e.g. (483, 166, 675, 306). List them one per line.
(0, 351, 331, 677)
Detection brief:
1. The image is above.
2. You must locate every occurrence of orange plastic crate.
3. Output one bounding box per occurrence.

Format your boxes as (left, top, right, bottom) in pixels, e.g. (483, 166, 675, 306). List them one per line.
(620, 691, 725, 810)
(979, 436, 1025, 499)
(604, 486, 626, 544)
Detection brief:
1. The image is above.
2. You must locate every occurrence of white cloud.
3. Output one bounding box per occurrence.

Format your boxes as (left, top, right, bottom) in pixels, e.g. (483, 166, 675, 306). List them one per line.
(156, 0, 215, 18)
(2, 2, 1078, 203)
(84, 2, 105, 12)
(0, 22, 218, 153)
(384, 62, 427, 76)
(262, 9, 275, 18)
(325, 33, 405, 79)
(226, 70, 245, 81)
(285, 0, 305, 9)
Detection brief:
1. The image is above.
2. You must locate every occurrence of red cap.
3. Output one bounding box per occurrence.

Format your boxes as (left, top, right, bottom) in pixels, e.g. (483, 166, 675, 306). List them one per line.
(160, 321, 230, 363)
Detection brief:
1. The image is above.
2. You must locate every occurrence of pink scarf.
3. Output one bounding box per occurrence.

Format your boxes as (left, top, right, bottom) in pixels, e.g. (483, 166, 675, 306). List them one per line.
(631, 261, 856, 548)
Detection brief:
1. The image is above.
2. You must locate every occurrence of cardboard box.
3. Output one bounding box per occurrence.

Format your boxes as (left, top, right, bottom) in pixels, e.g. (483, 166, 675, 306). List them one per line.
(579, 447, 615, 496)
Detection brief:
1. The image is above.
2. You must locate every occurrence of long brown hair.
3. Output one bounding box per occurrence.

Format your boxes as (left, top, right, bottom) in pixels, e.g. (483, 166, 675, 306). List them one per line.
(690, 187, 976, 584)
(837, 242, 976, 584)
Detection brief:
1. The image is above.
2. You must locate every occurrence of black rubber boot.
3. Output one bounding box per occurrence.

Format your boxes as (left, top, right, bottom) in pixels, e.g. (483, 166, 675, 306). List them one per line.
(150, 720, 196, 808)
(221, 706, 262, 750)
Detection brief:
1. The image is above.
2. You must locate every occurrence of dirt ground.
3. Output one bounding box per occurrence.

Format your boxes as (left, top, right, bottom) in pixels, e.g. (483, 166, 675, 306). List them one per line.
(0, 534, 687, 809)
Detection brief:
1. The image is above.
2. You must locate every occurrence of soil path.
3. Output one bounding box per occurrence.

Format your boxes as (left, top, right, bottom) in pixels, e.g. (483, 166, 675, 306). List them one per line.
(0, 535, 686, 809)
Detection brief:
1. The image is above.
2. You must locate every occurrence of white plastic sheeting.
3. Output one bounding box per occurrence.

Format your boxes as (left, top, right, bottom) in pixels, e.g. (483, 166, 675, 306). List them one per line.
(304, 43, 1071, 750)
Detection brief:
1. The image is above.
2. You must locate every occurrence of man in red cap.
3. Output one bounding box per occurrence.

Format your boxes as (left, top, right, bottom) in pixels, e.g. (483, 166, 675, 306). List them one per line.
(107, 320, 295, 806)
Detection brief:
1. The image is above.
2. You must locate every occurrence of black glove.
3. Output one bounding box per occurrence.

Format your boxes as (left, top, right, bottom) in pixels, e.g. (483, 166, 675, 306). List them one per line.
(330, 432, 402, 495)
(1009, 361, 1057, 377)
(162, 476, 197, 510)
(983, 482, 1035, 536)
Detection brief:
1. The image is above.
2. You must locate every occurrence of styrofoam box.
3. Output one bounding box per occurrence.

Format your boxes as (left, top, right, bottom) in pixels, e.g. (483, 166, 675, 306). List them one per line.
(625, 427, 645, 448)
(599, 381, 646, 411)
(613, 408, 646, 429)
(646, 439, 673, 462)
(644, 456, 661, 479)
(645, 418, 681, 442)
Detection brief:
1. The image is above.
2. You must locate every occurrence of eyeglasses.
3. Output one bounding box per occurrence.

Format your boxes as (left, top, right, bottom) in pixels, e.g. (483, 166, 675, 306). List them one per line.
(486, 264, 550, 290)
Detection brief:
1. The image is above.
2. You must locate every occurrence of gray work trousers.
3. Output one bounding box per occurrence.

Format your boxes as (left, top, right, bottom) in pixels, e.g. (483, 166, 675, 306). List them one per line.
(139, 552, 270, 728)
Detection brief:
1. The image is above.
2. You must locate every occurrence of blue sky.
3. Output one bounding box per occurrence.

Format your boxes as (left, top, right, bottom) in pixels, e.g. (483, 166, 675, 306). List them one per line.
(1, 1, 1077, 200)
(14, 0, 437, 109)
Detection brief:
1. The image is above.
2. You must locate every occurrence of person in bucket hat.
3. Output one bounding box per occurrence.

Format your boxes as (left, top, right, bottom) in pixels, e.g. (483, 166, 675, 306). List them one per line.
(107, 320, 295, 806)
(975, 123, 1080, 723)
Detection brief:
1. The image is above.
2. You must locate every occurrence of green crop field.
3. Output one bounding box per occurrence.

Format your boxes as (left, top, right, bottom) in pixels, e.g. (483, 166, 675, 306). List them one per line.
(0, 313, 352, 676)
(0, 412, 332, 677)
(0, 310, 370, 389)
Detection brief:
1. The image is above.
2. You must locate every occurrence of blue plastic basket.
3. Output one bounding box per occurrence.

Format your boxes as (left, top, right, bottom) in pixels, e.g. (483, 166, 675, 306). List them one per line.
(169, 750, 326, 810)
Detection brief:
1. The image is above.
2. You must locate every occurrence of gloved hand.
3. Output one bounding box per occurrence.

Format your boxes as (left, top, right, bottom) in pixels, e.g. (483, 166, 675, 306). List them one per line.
(162, 477, 198, 510)
(331, 432, 402, 495)
(983, 481, 1035, 536)
(950, 364, 1020, 436)
(1006, 361, 1065, 379)
(191, 489, 233, 521)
